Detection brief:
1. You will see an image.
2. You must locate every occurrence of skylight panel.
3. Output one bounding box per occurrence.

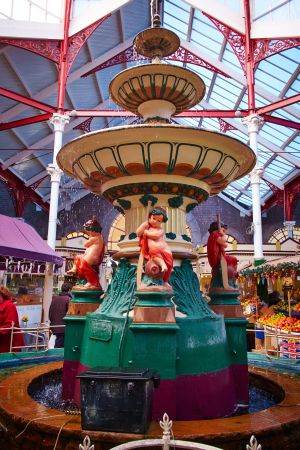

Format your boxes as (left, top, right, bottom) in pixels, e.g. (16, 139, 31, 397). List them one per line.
(187, 65, 214, 86)
(2, 0, 63, 22)
(201, 117, 220, 130)
(214, 76, 244, 96)
(257, 151, 271, 166)
(252, 0, 300, 23)
(211, 82, 240, 106)
(193, 9, 224, 44)
(272, 107, 300, 122)
(223, 185, 240, 198)
(164, 22, 186, 41)
(272, 155, 295, 170)
(285, 136, 300, 153)
(164, 12, 189, 36)
(259, 126, 290, 147)
(264, 160, 293, 179)
(165, 0, 190, 14)
(237, 195, 253, 206)
(190, 34, 220, 60)
(263, 121, 294, 141)
(222, 46, 244, 75)
(227, 129, 248, 142)
(234, 177, 249, 188)
(208, 93, 233, 109)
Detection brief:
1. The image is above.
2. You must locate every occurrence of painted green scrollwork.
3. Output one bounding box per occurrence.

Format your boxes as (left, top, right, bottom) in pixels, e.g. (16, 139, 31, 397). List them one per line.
(168, 196, 183, 208)
(100, 258, 137, 316)
(117, 198, 132, 210)
(166, 232, 176, 240)
(186, 202, 198, 213)
(170, 260, 216, 318)
(139, 194, 158, 207)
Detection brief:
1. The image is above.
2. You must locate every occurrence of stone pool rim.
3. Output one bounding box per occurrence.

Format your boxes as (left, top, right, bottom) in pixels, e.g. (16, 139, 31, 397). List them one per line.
(0, 361, 300, 449)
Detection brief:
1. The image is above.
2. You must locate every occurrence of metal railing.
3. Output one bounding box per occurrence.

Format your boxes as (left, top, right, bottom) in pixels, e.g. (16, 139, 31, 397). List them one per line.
(249, 325, 300, 361)
(6, 322, 51, 352)
(78, 414, 262, 450)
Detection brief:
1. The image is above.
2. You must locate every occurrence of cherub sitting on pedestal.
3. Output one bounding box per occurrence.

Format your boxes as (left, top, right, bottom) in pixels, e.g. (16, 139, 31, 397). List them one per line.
(136, 207, 173, 292)
(67, 216, 104, 290)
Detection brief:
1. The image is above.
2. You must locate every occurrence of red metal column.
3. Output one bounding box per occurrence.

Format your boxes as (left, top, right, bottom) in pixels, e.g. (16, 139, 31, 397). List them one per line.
(244, 0, 255, 112)
(57, 0, 72, 113)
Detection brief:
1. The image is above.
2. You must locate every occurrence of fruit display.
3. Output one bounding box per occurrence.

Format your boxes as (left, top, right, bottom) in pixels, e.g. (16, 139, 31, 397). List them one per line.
(240, 296, 263, 316)
(258, 313, 300, 333)
(273, 300, 300, 318)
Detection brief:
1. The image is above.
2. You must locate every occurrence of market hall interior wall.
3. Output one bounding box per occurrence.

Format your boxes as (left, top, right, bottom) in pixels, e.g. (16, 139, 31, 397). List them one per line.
(0, 178, 299, 246)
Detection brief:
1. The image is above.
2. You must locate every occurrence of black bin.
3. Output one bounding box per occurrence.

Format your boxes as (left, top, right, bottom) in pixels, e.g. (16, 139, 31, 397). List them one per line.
(77, 366, 160, 433)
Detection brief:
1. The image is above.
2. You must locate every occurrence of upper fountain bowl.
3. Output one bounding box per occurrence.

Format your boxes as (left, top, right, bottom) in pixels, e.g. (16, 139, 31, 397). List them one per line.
(133, 27, 180, 58)
(109, 63, 206, 115)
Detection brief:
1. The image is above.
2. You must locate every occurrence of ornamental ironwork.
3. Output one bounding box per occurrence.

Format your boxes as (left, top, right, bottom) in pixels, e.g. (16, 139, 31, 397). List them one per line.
(82, 45, 230, 78)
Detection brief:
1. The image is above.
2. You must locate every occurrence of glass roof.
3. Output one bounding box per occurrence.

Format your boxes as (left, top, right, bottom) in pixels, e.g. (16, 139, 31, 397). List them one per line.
(0, 0, 64, 23)
(0, 0, 299, 213)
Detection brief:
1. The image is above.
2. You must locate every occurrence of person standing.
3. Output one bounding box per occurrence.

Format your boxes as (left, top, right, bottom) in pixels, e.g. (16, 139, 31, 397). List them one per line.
(49, 282, 73, 348)
(0, 285, 24, 353)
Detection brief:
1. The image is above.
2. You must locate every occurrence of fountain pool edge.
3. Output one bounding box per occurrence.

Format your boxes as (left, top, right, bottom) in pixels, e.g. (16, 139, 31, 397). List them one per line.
(0, 361, 300, 449)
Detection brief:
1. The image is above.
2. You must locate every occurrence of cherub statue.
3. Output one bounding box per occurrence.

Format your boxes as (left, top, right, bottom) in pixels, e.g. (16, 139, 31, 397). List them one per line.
(67, 216, 104, 290)
(136, 207, 173, 291)
(207, 220, 238, 290)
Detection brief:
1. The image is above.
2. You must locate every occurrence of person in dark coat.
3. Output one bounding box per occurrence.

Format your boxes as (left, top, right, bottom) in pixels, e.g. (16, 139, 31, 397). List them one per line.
(0, 285, 24, 353)
(49, 282, 72, 348)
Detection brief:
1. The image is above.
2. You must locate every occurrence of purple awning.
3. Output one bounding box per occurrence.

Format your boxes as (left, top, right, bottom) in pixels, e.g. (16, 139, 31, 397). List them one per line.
(0, 214, 63, 266)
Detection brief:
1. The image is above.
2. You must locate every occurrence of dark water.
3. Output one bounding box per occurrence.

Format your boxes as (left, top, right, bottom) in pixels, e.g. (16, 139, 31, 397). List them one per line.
(28, 369, 277, 415)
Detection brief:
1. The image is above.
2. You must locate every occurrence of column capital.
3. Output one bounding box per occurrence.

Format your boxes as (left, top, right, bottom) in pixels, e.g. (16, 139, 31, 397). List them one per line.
(50, 113, 70, 132)
(47, 163, 63, 182)
(250, 166, 264, 184)
(242, 114, 264, 133)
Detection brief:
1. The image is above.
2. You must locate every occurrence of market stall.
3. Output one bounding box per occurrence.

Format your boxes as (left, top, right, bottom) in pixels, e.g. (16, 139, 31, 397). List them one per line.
(0, 214, 63, 326)
(239, 255, 300, 357)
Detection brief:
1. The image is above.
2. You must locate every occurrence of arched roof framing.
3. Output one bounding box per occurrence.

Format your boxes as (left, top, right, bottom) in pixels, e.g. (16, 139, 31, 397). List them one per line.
(0, 0, 299, 218)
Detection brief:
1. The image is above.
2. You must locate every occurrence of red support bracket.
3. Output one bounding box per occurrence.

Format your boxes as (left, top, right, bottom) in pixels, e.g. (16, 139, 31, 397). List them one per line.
(81, 45, 230, 78)
(0, 166, 49, 212)
(73, 117, 94, 133)
(0, 37, 60, 63)
(203, 11, 300, 71)
(218, 118, 237, 133)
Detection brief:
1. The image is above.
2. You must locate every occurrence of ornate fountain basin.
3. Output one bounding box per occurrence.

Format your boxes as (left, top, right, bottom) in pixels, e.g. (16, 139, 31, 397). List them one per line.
(57, 125, 255, 202)
(109, 64, 206, 113)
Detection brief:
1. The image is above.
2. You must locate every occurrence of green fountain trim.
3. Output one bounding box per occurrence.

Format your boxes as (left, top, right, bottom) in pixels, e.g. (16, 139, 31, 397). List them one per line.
(104, 182, 209, 202)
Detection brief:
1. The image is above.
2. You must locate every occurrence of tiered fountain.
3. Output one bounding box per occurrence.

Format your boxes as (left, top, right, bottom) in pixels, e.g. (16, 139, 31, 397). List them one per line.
(2, 13, 300, 450)
(57, 17, 256, 420)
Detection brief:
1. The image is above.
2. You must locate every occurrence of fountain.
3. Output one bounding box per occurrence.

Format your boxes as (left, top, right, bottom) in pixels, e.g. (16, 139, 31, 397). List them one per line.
(2, 7, 300, 450)
(56, 13, 255, 421)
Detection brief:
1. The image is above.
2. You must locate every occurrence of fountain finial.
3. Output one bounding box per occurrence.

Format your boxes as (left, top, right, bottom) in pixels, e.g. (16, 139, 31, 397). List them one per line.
(151, 0, 161, 28)
(133, 0, 180, 59)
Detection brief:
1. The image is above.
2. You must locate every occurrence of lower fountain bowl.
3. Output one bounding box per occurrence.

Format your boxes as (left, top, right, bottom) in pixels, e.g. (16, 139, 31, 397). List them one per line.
(1, 362, 300, 449)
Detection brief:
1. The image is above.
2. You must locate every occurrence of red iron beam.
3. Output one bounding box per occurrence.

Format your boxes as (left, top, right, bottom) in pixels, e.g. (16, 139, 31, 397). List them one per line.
(262, 114, 300, 130)
(0, 113, 52, 131)
(67, 109, 249, 118)
(257, 94, 300, 115)
(0, 87, 56, 113)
